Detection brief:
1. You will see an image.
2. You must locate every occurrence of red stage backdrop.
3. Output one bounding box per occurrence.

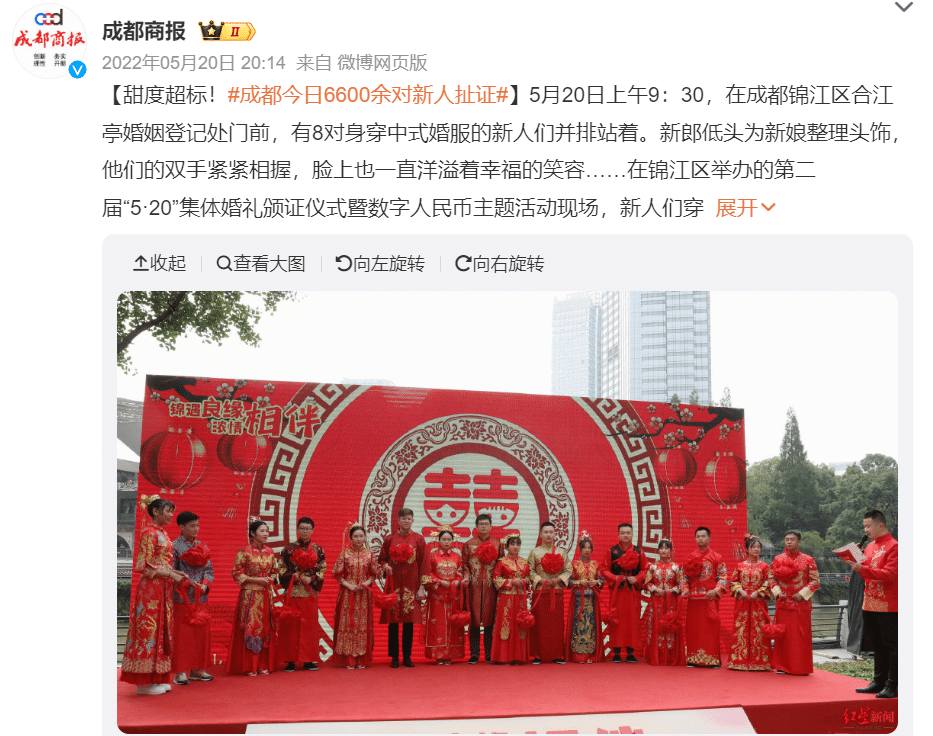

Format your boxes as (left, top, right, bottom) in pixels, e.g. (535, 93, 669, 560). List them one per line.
(135, 376, 747, 663)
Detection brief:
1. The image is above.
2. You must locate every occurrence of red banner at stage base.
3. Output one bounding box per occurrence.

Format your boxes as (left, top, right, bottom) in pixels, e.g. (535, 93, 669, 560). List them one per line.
(135, 377, 747, 662)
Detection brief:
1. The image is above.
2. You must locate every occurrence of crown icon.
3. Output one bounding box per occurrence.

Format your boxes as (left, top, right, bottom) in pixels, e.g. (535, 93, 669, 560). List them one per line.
(198, 21, 224, 40)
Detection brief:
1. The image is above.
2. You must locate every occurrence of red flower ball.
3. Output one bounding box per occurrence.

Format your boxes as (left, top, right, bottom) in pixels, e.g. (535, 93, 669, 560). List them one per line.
(763, 623, 786, 639)
(516, 611, 535, 629)
(372, 589, 398, 609)
(389, 543, 415, 563)
(185, 610, 211, 627)
(541, 552, 564, 575)
(180, 544, 211, 568)
(618, 549, 640, 570)
(451, 611, 472, 627)
(291, 548, 318, 570)
(683, 553, 704, 579)
(771, 559, 797, 583)
(476, 541, 499, 565)
(273, 605, 301, 621)
(659, 611, 680, 634)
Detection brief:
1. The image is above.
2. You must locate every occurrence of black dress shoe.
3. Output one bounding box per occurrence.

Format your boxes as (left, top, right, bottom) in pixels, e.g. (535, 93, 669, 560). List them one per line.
(284, 662, 296, 673)
(612, 654, 623, 663)
(403, 658, 415, 668)
(855, 680, 884, 694)
(531, 657, 541, 665)
(625, 654, 638, 663)
(390, 658, 399, 669)
(303, 662, 319, 671)
(553, 658, 566, 664)
(876, 684, 898, 699)
(468, 655, 479, 665)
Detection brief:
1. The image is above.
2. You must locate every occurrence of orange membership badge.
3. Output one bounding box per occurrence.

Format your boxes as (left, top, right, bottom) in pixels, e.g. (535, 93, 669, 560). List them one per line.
(198, 21, 256, 41)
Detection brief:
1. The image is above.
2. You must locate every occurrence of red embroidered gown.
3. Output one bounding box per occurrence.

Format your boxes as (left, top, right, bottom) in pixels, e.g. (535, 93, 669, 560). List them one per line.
(599, 544, 650, 650)
(527, 544, 571, 660)
(769, 549, 819, 675)
(565, 559, 604, 663)
(491, 556, 531, 663)
(425, 548, 465, 660)
(378, 531, 431, 623)
(642, 561, 686, 666)
(276, 540, 326, 665)
(171, 534, 214, 674)
(727, 560, 772, 671)
(462, 535, 503, 628)
(680, 547, 727, 666)
(226, 543, 278, 674)
(121, 522, 175, 685)
(332, 546, 381, 667)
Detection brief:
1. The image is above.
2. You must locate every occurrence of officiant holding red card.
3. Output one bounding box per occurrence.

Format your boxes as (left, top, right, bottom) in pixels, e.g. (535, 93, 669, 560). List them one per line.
(846, 509, 898, 699)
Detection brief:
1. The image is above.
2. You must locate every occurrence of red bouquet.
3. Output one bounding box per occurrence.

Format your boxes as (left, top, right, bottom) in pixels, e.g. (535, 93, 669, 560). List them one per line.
(177, 579, 211, 626)
(683, 553, 704, 579)
(389, 543, 415, 563)
(272, 604, 300, 621)
(541, 551, 564, 575)
(618, 548, 640, 571)
(476, 541, 499, 565)
(180, 544, 211, 568)
(516, 610, 535, 628)
(451, 610, 472, 627)
(763, 623, 786, 639)
(771, 558, 797, 583)
(372, 587, 398, 609)
(291, 547, 318, 570)
(659, 611, 681, 634)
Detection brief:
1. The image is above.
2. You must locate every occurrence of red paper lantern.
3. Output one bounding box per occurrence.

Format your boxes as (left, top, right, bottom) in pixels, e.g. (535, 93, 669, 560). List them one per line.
(704, 451, 747, 509)
(655, 447, 698, 487)
(216, 434, 273, 475)
(139, 426, 207, 495)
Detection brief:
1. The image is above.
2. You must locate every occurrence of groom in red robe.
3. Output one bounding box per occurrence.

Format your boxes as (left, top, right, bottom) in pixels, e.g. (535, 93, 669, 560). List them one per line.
(680, 526, 727, 667)
(599, 523, 649, 663)
(378, 507, 430, 668)
(769, 529, 820, 675)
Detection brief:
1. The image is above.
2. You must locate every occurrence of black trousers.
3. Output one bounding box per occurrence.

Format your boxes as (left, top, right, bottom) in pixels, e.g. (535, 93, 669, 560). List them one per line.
(388, 622, 414, 658)
(469, 625, 493, 659)
(863, 611, 897, 686)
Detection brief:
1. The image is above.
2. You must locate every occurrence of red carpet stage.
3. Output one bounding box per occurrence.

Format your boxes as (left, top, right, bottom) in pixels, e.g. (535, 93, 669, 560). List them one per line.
(116, 660, 896, 733)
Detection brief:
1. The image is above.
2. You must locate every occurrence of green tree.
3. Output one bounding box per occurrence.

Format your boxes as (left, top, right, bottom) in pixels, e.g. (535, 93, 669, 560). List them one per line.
(746, 456, 780, 543)
(824, 455, 898, 548)
(117, 291, 297, 373)
(758, 408, 830, 540)
(687, 389, 699, 405)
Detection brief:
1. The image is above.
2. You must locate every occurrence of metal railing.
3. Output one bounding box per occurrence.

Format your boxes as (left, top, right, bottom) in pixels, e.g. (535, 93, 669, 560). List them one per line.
(767, 602, 844, 649)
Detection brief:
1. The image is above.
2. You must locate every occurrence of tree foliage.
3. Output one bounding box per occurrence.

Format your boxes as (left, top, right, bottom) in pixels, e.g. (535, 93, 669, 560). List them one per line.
(746, 425, 898, 550)
(117, 291, 297, 373)
(824, 455, 898, 547)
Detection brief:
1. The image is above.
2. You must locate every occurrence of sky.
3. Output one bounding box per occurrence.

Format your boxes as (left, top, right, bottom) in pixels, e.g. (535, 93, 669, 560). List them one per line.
(116, 290, 898, 466)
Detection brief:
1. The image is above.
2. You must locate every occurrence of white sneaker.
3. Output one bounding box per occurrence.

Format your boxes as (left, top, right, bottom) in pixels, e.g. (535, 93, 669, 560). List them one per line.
(135, 684, 166, 696)
(162, 683, 172, 692)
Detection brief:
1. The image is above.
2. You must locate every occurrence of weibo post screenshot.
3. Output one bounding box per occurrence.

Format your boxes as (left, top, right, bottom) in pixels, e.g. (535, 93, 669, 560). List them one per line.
(4, 1, 927, 733)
